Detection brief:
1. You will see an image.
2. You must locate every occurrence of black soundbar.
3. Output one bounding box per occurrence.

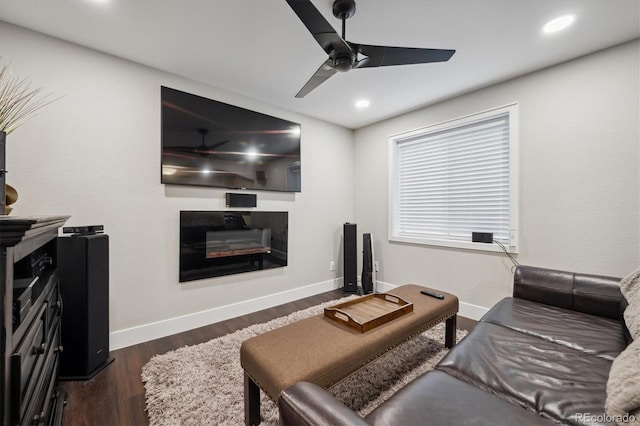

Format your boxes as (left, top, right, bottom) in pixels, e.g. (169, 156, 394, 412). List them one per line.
(226, 193, 257, 208)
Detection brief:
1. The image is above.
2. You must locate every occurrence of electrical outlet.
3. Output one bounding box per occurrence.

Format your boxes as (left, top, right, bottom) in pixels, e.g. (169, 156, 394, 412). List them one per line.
(374, 261, 379, 272)
(329, 261, 336, 272)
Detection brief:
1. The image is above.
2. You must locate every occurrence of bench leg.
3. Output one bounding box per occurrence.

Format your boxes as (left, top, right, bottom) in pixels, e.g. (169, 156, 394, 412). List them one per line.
(244, 372, 261, 425)
(445, 315, 457, 349)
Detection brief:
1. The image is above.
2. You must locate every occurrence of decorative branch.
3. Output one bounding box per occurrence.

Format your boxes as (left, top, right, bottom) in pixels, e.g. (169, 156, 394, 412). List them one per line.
(0, 58, 57, 134)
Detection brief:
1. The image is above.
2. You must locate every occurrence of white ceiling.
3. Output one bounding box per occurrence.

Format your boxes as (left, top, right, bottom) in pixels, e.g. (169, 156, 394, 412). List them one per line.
(0, 0, 638, 129)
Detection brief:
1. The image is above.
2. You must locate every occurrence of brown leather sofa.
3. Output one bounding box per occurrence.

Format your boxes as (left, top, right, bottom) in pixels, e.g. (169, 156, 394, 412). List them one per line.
(278, 265, 628, 425)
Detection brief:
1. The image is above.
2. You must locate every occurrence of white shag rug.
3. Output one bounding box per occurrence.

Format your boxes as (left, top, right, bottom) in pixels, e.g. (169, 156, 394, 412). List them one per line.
(142, 297, 467, 425)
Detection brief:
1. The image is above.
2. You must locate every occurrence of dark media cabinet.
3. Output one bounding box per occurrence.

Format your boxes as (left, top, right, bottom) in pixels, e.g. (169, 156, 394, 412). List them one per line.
(1, 216, 69, 426)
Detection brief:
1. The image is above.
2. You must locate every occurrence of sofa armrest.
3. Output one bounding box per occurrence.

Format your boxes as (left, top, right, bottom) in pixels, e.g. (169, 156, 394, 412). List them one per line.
(513, 265, 623, 320)
(278, 382, 369, 426)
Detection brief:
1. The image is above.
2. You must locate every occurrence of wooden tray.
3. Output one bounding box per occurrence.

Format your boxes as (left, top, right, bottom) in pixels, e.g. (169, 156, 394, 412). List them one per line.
(324, 293, 413, 333)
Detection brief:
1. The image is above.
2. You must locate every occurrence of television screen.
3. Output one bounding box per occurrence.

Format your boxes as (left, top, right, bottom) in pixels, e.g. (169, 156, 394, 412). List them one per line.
(161, 86, 301, 192)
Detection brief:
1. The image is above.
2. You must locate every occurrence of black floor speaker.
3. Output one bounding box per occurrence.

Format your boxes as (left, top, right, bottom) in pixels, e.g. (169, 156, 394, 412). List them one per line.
(57, 233, 113, 380)
(343, 223, 358, 293)
(361, 233, 373, 294)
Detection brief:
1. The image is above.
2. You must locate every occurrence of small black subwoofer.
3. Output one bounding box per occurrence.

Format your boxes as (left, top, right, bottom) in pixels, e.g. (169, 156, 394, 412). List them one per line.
(57, 233, 113, 380)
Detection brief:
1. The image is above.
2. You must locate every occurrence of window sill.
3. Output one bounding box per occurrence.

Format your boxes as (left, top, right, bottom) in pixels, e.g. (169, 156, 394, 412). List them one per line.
(389, 235, 518, 254)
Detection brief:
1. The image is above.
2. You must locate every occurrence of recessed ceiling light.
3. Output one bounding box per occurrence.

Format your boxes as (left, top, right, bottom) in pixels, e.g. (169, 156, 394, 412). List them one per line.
(246, 149, 258, 161)
(355, 99, 370, 109)
(542, 14, 576, 34)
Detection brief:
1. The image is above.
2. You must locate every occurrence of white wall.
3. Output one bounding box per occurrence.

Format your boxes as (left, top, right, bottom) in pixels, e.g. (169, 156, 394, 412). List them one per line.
(354, 40, 640, 314)
(0, 22, 355, 348)
(3, 20, 638, 346)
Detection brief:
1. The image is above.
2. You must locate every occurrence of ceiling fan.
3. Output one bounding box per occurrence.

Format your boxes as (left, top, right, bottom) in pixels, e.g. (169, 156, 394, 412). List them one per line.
(285, 0, 456, 98)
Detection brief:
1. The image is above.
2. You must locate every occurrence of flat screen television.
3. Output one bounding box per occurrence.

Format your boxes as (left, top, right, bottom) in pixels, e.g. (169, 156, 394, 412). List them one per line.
(161, 86, 302, 192)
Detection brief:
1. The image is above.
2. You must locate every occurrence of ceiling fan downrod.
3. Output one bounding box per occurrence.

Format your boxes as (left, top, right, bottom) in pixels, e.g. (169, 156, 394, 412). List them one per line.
(332, 0, 356, 39)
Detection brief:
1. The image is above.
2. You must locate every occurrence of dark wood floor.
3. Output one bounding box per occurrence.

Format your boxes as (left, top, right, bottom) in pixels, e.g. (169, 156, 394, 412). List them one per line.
(60, 289, 476, 426)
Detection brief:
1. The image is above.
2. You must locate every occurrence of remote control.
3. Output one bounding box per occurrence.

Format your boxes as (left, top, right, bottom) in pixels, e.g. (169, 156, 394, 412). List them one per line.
(420, 290, 445, 299)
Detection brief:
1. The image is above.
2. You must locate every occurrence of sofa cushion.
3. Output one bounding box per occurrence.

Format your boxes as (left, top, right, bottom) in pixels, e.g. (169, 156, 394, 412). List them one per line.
(621, 268, 640, 300)
(621, 297, 633, 344)
(364, 371, 552, 426)
(606, 338, 640, 421)
(481, 297, 627, 360)
(624, 299, 640, 341)
(620, 267, 640, 340)
(436, 322, 615, 425)
(513, 266, 622, 319)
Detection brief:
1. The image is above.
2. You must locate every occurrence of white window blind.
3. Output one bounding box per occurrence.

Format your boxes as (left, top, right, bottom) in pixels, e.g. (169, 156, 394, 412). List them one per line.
(389, 105, 518, 252)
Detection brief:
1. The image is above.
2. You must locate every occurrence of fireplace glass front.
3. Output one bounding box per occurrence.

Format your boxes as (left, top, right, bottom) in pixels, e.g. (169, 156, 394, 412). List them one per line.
(179, 210, 288, 282)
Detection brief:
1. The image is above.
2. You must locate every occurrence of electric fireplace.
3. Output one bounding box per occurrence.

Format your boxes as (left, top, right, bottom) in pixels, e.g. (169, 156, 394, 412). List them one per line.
(179, 211, 288, 282)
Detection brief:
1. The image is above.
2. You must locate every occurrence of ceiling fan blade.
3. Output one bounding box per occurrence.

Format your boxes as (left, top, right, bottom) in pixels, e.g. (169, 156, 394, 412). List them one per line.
(295, 59, 337, 98)
(352, 44, 455, 68)
(286, 0, 351, 55)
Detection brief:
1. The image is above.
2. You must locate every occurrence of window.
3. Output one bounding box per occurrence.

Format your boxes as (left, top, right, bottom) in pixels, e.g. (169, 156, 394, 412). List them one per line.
(389, 104, 518, 253)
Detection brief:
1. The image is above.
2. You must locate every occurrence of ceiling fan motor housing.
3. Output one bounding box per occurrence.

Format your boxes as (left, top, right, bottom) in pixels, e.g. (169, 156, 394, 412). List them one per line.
(333, 53, 355, 72)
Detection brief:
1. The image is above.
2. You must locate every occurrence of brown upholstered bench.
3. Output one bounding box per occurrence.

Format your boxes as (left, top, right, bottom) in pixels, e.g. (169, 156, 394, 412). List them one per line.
(239, 284, 459, 425)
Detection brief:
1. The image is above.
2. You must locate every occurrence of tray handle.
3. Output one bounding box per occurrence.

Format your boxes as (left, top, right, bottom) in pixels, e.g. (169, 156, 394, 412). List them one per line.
(383, 294, 401, 304)
(324, 307, 359, 328)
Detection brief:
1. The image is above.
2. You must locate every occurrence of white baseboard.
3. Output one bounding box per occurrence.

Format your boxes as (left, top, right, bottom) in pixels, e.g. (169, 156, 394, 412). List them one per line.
(458, 302, 489, 321)
(375, 280, 397, 293)
(375, 281, 489, 321)
(110, 278, 341, 350)
(111, 278, 489, 350)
